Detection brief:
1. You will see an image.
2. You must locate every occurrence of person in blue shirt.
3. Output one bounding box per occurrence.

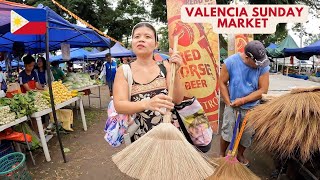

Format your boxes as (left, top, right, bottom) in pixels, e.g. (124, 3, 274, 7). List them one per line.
(19, 54, 44, 93)
(35, 56, 54, 88)
(219, 40, 270, 166)
(100, 53, 117, 96)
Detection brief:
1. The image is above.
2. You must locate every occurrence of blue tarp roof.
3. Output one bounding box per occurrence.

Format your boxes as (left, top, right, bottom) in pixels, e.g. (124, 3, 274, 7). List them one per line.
(0, 60, 24, 70)
(0, 3, 111, 53)
(91, 48, 100, 54)
(88, 42, 134, 59)
(266, 36, 299, 58)
(50, 48, 91, 62)
(267, 43, 277, 49)
(284, 40, 320, 58)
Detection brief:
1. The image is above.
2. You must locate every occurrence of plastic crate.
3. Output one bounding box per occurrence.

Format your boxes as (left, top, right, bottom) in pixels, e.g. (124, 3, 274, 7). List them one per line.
(0, 152, 32, 180)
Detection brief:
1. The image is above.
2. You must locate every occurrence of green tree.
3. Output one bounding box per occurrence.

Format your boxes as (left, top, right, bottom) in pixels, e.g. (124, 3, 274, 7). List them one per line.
(158, 26, 169, 51)
(11, 0, 148, 45)
(106, 0, 148, 47)
(304, 34, 320, 46)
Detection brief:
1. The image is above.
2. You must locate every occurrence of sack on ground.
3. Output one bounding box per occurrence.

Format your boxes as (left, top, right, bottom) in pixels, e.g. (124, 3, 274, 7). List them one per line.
(49, 109, 74, 131)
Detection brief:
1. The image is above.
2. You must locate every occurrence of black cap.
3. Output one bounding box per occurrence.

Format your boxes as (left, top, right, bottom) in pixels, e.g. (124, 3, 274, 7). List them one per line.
(245, 40, 270, 67)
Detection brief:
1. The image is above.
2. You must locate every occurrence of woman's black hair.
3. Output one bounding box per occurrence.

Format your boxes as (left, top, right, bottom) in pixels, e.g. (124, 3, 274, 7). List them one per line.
(37, 56, 47, 70)
(132, 22, 158, 42)
(22, 54, 35, 65)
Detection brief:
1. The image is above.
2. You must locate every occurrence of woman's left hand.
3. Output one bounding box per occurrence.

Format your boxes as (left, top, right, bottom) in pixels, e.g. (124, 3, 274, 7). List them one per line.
(169, 48, 183, 72)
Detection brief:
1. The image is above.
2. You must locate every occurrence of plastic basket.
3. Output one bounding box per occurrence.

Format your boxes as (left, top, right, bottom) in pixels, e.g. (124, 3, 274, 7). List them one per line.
(0, 141, 14, 158)
(0, 152, 32, 180)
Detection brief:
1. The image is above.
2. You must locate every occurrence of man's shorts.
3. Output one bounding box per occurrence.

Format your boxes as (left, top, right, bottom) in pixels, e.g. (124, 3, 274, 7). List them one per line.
(221, 105, 254, 148)
(107, 80, 113, 93)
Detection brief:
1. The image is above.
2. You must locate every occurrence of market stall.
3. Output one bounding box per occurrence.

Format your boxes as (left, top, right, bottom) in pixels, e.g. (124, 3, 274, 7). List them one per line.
(63, 73, 103, 108)
(30, 96, 86, 162)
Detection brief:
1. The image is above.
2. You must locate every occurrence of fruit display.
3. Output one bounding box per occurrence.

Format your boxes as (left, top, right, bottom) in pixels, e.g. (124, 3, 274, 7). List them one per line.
(63, 73, 97, 90)
(0, 106, 16, 125)
(52, 81, 73, 104)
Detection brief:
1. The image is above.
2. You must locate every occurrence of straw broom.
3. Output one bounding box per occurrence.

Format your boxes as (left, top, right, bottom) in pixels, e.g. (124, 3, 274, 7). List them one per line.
(247, 86, 320, 162)
(112, 36, 214, 180)
(208, 112, 260, 180)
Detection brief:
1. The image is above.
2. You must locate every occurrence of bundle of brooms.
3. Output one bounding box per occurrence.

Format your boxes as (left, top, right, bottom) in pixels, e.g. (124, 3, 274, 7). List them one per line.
(247, 86, 320, 162)
(112, 36, 214, 180)
(208, 112, 260, 180)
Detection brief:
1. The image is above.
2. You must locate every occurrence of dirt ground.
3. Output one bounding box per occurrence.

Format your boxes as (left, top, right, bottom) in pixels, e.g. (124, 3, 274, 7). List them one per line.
(26, 85, 277, 180)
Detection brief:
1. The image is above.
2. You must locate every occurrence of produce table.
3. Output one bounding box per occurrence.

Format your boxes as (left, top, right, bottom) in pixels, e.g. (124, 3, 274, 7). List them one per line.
(30, 97, 87, 162)
(0, 116, 28, 132)
(74, 85, 102, 108)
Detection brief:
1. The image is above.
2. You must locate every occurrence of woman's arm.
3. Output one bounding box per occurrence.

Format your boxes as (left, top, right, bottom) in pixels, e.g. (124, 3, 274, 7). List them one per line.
(113, 66, 148, 114)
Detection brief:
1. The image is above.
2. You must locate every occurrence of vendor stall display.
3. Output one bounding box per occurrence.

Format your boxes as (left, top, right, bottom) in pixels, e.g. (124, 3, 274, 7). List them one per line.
(0, 91, 38, 118)
(52, 81, 73, 104)
(63, 73, 97, 90)
(248, 86, 320, 162)
(0, 106, 16, 125)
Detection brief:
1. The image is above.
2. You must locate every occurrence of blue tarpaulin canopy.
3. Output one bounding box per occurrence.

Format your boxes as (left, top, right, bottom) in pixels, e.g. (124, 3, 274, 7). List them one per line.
(0, 3, 110, 53)
(91, 48, 100, 54)
(50, 48, 91, 62)
(0, 59, 24, 70)
(284, 40, 320, 57)
(88, 42, 134, 59)
(266, 36, 299, 58)
(267, 43, 277, 49)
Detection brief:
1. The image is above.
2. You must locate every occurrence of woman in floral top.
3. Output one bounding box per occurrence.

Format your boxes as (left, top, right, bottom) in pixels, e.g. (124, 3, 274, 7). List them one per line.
(113, 22, 184, 141)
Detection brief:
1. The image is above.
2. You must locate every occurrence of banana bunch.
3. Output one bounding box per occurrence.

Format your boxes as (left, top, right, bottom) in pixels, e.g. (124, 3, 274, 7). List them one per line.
(52, 81, 73, 104)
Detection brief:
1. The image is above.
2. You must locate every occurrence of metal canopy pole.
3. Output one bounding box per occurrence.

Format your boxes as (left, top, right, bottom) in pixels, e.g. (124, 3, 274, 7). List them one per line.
(45, 12, 67, 163)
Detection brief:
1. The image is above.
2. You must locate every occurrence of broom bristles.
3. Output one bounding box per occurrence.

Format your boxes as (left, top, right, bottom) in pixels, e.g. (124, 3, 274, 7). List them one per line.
(112, 123, 215, 180)
(247, 90, 320, 162)
(290, 86, 320, 94)
(207, 156, 260, 180)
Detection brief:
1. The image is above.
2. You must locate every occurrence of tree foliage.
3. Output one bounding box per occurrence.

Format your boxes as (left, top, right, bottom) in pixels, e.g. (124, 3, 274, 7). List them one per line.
(158, 26, 169, 51)
(304, 34, 320, 46)
(11, 0, 147, 46)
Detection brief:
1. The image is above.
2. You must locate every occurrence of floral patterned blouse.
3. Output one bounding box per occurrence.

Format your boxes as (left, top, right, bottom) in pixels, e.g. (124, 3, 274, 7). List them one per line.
(130, 62, 167, 141)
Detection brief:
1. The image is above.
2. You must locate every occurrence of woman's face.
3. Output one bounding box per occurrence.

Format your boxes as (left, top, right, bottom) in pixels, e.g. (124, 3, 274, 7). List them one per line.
(123, 57, 128, 64)
(37, 59, 43, 68)
(132, 26, 158, 57)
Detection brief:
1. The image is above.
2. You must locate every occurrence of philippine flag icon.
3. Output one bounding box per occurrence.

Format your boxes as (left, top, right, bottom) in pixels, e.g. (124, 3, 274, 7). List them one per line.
(11, 9, 46, 35)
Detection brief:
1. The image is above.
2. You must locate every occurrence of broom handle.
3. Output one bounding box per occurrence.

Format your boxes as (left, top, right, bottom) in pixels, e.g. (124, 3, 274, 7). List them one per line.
(228, 112, 241, 153)
(231, 112, 249, 156)
(163, 36, 179, 123)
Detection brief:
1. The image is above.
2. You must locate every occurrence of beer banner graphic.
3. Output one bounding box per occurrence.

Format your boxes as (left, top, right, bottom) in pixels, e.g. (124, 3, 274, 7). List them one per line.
(228, 35, 235, 56)
(235, 34, 253, 53)
(166, 0, 220, 134)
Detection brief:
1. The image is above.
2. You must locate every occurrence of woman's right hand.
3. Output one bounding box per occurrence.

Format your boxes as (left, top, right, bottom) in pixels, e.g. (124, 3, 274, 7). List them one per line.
(144, 94, 174, 114)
